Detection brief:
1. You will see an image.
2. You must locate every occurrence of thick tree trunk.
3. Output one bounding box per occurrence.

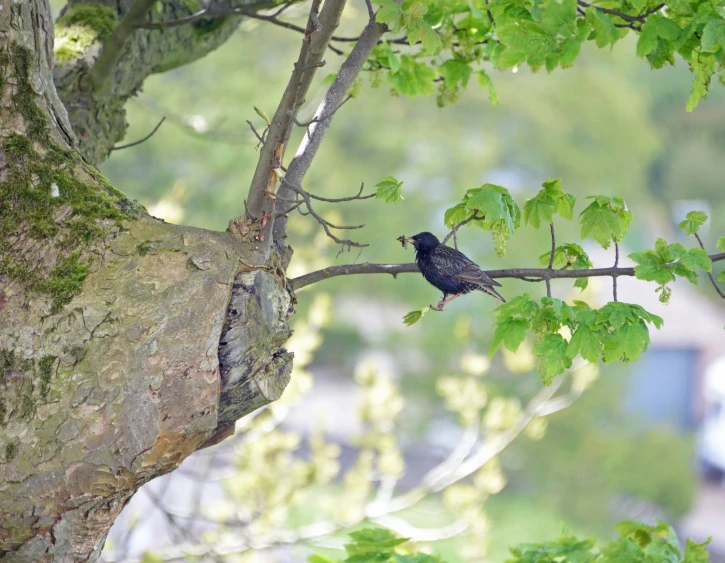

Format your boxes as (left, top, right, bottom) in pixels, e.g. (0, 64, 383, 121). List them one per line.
(0, 1, 294, 560)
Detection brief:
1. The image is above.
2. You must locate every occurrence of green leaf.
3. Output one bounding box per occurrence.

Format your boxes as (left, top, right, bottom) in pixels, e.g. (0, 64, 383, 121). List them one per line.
(465, 184, 521, 257)
(444, 203, 468, 227)
(684, 538, 712, 563)
(717, 237, 725, 252)
(579, 196, 631, 249)
(254, 106, 271, 126)
(523, 195, 555, 229)
(403, 308, 428, 326)
(421, 24, 442, 54)
(678, 210, 708, 235)
(375, 0, 403, 32)
(566, 324, 601, 363)
(679, 248, 712, 273)
(477, 70, 498, 106)
(638, 15, 682, 58)
(440, 59, 471, 88)
(533, 334, 571, 384)
(587, 9, 620, 49)
(388, 55, 438, 98)
(345, 528, 409, 556)
(524, 178, 576, 228)
(687, 53, 716, 112)
(375, 176, 404, 203)
(701, 18, 725, 53)
(490, 317, 530, 357)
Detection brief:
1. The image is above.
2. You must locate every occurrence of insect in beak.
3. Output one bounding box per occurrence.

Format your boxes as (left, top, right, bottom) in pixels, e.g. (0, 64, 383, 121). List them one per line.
(397, 235, 415, 249)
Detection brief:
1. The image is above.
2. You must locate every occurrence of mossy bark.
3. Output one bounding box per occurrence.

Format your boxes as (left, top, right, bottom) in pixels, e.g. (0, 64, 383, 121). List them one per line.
(0, 2, 295, 560)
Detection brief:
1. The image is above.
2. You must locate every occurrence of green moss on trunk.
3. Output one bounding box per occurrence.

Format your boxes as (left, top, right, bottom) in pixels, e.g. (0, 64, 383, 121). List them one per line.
(12, 44, 48, 141)
(54, 4, 118, 64)
(1, 42, 141, 313)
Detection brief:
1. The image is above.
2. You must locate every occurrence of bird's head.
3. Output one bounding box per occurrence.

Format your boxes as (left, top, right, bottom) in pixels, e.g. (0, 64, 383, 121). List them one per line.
(397, 232, 440, 253)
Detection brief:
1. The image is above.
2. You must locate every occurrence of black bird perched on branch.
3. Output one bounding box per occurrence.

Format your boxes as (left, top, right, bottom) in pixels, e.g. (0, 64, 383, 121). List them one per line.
(399, 232, 505, 310)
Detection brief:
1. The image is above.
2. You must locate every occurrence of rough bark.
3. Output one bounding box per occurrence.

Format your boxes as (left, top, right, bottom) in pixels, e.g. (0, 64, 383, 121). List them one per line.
(53, 0, 275, 166)
(0, 1, 295, 559)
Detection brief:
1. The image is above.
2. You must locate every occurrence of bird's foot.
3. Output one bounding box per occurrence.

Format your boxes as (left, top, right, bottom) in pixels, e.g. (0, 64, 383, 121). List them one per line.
(430, 302, 446, 312)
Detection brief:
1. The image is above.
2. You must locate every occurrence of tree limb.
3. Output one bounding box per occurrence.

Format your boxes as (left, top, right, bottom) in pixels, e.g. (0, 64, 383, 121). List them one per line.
(90, 0, 158, 91)
(240, 0, 348, 255)
(288, 252, 725, 291)
(271, 12, 390, 249)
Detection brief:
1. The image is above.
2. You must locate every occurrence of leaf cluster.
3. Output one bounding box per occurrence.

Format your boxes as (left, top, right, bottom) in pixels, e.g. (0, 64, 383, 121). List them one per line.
(368, 0, 725, 112)
(444, 183, 521, 257)
(508, 520, 710, 563)
(489, 295, 663, 384)
(630, 238, 712, 302)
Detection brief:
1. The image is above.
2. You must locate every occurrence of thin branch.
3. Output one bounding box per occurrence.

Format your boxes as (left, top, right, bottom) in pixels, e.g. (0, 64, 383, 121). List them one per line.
(546, 222, 555, 298)
(364, 0, 376, 20)
(111, 117, 166, 151)
(281, 178, 369, 249)
(694, 234, 725, 299)
(306, 182, 375, 203)
(272, 12, 391, 248)
(91, 0, 158, 91)
(577, 0, 663, 23)
(613, 243, 619, 302)
(441, 213, 484, 246)
(289, 252, 725, 291)
(246, 119, 268, 149)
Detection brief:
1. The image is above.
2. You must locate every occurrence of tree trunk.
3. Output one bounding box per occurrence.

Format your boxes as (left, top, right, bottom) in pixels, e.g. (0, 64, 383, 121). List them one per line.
(0, 2, 294, 560)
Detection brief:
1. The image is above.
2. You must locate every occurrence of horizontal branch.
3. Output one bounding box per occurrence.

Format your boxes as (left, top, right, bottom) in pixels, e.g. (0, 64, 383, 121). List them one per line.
(289, 251, 725, 291)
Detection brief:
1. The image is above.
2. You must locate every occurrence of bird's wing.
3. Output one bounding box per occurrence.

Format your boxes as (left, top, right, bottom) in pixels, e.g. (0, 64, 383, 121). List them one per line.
(454, 262, 502, 287)
(429, 245, 470, 276)
(431, 245, 502, 287)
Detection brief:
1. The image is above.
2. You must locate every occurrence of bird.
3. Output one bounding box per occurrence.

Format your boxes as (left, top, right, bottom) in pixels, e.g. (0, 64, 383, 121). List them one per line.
(398, 232, 505, 310)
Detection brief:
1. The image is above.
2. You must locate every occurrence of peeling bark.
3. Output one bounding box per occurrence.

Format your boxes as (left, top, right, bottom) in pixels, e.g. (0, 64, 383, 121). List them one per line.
(0, 1, 295, 559)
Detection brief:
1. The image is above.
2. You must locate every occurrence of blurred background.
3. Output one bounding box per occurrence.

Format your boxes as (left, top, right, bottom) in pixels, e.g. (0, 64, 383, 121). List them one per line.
(55, 2, 725, 560)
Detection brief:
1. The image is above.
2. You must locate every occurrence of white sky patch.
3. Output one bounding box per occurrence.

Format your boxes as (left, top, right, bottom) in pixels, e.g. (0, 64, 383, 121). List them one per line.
(51, 183, 60, 198)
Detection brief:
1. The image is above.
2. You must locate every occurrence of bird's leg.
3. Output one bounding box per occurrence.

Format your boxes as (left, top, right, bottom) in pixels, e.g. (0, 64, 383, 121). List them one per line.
(431, 293, 462, 311)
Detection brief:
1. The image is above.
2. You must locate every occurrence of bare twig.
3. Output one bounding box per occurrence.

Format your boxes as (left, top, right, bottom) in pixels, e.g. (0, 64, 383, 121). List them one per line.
(441, 213, 484, 246)
(246, 119, 267, 148)
(694, 234, 725, 299)
(289, 252, 725, 291)
(546, 222, 555, 298)
(111, 117, 166, 151)
(281, 178, 369, 250)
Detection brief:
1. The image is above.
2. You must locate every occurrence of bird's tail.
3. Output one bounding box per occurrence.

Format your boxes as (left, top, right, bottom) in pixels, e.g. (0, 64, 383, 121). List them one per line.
(480, 284, 506, 303)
